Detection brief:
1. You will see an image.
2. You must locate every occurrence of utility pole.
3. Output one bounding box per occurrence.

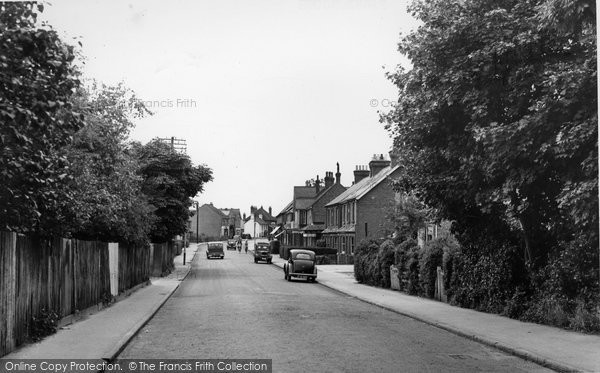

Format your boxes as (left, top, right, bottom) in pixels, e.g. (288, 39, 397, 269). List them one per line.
(156, 136, 187, 154)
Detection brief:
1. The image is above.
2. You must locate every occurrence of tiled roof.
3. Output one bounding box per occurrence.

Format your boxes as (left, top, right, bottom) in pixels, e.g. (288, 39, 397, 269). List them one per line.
(277, 201, 293, 216)
(202, 203, 226, 217)
(254, 207, 276, 222)
(325, 165, 399, 207)
(294, 186, 316, 199)
(294, 198, 314, 210)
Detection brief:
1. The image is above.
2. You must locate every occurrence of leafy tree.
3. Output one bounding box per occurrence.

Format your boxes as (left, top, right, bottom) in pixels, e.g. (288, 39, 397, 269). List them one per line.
(52, 82, 154, 244)
(382, 0, 596, 269)
(136, 141, 213, 243)
(0, 2, 84, 231)
(386, 191, 432, 243)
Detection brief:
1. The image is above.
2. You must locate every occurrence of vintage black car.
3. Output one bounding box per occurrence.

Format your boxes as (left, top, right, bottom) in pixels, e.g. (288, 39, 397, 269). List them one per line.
(206, 242, 224, 259)
(284, 249, 317, 282)
(226, 238, 237, 250)
(254, 242, 272, 263)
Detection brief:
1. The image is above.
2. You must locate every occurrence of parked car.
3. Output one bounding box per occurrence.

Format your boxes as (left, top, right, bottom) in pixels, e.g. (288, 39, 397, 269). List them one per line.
(206, 242, 224, 259)
(227, 238, 237, 250)
(254, 242, 272, 263)
(283, 249, 317, 282)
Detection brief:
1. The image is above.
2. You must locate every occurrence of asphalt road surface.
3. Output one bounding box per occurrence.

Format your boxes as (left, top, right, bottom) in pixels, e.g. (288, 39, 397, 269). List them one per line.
(117, 244, 551, 373)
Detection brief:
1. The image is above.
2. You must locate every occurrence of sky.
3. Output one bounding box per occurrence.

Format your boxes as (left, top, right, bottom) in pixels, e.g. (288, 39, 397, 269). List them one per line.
(41, 0, 419, 216)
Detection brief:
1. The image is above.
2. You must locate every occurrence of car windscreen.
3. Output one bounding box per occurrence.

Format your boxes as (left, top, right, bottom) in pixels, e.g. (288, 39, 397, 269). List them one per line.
(208, 245, 222, 251)
(294, 253, 313, 260)
(256, 245, 269, 251)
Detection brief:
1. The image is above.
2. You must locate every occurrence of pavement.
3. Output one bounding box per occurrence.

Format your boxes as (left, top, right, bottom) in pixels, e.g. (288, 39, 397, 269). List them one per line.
(2, 242, 599, 373)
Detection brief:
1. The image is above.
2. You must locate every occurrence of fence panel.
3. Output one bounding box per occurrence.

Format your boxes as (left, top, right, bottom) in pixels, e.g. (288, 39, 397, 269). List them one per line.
(119, 243, 151, 293)
(0, 232, 17, 356)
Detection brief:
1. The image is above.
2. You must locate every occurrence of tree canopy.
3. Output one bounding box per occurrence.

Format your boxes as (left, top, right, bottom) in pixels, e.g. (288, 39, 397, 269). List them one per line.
(0, 2, 84, 231)
(382, 0, 597, 266)
(136, 141, 213, 243)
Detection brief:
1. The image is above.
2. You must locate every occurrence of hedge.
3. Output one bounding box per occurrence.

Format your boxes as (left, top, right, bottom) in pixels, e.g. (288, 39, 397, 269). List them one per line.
(280, 246, 337, 260)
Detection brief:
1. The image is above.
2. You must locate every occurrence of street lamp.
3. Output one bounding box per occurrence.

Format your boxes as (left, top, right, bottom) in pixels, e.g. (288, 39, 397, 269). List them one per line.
(194, 201, 199, 243)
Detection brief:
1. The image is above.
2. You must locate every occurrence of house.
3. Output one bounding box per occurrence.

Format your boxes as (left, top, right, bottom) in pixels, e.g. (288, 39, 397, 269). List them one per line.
(275, 201, 294, 245)
(302, 166, 347, 246)
(322, 154, 401, 264)
(188, 203, 242, 240)
(188, 202, 226, 240)
(243, 206, 276, 238)
(221, 208, 242, 237)
(278, 164, 346, 247)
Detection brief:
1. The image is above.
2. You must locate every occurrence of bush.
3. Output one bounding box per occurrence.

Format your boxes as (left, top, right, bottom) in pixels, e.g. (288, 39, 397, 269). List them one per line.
(378, 240, 396, 288)
(280, 246, 336, 260)
(419, 239, 444, 298)
(30, 308, 59, 342)
(354, 239, 381, 284)
(394, 238, 418, 293)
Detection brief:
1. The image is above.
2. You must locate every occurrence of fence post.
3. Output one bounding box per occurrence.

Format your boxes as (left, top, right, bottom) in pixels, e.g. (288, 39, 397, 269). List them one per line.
(108, 243, 119, 296)
(435, 266, 447, 302)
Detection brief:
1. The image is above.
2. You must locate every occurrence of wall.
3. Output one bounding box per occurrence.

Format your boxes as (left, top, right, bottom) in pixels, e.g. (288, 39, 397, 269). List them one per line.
(191, 205, 223, 238)
(355, 168, 400, 244)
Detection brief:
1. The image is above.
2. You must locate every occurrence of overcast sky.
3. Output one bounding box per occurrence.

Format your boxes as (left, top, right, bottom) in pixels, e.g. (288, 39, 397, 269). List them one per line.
(42, 0, 418, 216)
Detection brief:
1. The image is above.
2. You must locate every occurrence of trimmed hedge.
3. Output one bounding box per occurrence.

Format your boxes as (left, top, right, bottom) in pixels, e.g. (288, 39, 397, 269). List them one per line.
(280, 246, 337, 260)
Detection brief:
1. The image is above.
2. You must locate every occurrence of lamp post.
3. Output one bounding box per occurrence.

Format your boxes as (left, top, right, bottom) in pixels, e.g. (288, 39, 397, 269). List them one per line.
(194, 201, 199, 243)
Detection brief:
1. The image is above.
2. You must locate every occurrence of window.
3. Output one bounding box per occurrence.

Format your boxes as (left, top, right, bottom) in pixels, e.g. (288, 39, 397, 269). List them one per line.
(365, 222, 368, 237)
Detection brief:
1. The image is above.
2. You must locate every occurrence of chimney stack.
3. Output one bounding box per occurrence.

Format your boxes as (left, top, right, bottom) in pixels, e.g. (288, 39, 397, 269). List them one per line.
(369, 154, 391, 177)
(268, 206, 272, 216)
(354, 165, 370, 184)
(335, 162, 341, 184)
(324, 171, 334, 188)
(315, 175, 320, 195)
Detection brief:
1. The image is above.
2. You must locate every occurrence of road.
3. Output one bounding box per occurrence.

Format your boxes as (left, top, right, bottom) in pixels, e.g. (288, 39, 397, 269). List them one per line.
(117, 243, 551, 373)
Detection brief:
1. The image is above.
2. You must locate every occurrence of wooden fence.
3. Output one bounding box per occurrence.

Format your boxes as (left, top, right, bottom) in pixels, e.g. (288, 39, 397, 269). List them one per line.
(0, 231, 175, 357)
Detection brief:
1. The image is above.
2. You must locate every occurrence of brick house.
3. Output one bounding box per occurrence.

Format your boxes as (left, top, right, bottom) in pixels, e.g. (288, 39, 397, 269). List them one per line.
(278, 164, 346, 247)
(302, 166, 347, 246)
(322, 154, 400, 264)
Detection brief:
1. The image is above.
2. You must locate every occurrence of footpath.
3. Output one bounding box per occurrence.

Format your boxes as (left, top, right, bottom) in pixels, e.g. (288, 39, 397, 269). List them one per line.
(269, 255, 600, 373)
(2, 244, 200, 361)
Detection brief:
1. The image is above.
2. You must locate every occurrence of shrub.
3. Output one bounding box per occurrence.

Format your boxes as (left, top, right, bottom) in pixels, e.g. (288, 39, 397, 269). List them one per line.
(354, 239, 381, 284)
(378, 240, 396, 288)
(569, 299, 600, 332)
(30, 308, 59, 342)
(394, 238, 418, 293)
(419, 239, 444, 298)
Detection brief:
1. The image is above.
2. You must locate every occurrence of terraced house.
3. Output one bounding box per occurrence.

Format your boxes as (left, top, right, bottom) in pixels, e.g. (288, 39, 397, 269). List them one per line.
(322, 154, 400, 264)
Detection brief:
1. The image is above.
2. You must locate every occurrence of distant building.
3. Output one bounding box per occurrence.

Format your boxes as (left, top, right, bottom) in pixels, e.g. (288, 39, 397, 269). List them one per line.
(188, 203, 242, 240)
(277, 164, 346, 247)
(322, 154, 401, 264)
(243, 206, 276, 238)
